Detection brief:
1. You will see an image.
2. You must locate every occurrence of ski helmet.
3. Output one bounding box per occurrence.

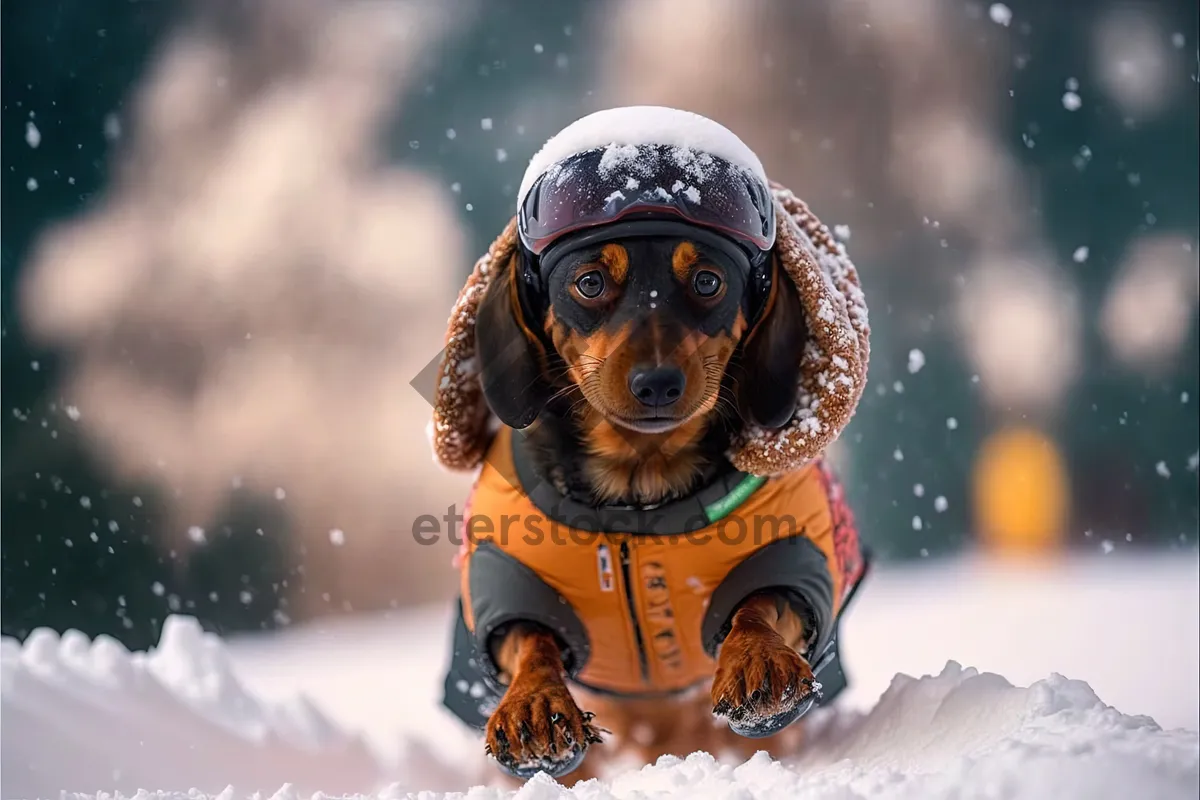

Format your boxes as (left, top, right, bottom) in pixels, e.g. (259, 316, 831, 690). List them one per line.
(515, 107, 776, 282)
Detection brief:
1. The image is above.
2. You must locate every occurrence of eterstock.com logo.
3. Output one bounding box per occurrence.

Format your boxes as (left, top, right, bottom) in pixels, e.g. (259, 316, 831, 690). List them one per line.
(411, 506, 803, 547)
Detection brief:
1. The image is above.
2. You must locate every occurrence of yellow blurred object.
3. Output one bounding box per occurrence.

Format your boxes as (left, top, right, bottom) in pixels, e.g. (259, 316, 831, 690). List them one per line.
(973, 426, 1070, 555)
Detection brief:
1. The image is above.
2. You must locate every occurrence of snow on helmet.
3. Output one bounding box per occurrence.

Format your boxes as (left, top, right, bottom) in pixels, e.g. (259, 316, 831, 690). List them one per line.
(516, 107, 776, 266)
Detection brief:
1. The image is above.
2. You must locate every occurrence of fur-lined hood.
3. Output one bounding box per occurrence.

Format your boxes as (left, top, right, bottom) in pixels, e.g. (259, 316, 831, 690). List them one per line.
(428, 182, 870, 477)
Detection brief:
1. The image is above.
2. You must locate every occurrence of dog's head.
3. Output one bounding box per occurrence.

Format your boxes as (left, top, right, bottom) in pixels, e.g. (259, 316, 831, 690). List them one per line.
(475, 220, 807, 442)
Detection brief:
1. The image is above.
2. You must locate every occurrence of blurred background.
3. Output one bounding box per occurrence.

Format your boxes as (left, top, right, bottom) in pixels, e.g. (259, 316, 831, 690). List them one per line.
(2, 0, 1197, 651)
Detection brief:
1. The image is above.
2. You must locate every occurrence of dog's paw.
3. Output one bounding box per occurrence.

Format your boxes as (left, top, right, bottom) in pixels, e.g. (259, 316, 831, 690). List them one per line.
(711, 626, 820, 738)
(484, 678, 604, 779)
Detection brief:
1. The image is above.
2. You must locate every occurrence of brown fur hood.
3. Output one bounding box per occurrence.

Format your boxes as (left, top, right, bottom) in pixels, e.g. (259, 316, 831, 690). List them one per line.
(428, 182, 870, 477)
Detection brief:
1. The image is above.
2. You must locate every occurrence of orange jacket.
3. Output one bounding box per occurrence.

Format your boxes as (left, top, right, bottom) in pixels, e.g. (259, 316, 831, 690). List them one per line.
(453, 426, 866, 699)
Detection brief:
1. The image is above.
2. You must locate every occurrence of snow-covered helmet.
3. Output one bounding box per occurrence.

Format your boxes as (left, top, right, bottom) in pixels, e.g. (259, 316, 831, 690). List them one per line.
(515, 107, 777, 307)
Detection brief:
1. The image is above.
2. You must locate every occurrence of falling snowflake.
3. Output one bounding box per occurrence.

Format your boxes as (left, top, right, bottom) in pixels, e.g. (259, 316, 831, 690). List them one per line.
(103, 113, 122, 141)
(907, 349, 926, 374)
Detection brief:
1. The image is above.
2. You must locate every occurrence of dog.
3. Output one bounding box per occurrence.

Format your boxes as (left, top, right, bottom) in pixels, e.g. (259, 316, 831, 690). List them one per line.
(437, 221, 868, 784)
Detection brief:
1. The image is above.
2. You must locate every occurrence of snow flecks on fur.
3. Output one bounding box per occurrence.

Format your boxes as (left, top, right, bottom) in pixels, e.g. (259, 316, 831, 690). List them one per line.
(428, 183, 870, 478)
(728, 184, 871, 476)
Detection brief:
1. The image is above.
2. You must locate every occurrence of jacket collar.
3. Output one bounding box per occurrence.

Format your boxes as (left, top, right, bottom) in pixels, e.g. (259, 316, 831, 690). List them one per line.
(508, 428, 766, 535)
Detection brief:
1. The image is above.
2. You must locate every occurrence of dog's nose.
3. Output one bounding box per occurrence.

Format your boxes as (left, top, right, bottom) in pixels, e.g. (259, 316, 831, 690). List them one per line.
(628, 366, 686, 408)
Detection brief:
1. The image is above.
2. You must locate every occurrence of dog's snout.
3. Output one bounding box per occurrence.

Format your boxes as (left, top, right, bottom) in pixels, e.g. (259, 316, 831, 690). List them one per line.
(628, 366, 686, 408)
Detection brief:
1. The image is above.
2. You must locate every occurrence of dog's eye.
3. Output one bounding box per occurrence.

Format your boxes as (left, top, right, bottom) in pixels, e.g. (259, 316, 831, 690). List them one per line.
(693, 270, 722, 298)
(575, 270, 606, 299)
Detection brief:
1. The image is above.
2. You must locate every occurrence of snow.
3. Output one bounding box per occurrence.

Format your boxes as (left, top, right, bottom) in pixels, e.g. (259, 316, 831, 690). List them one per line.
(103, 113, 122, 141)
(989, 3, 1013, 26)
(907, 348, 926, 374)
(4, 553, 1197, 799)
(518, 106, 769, 205)
(1063, 91, 1083, 111)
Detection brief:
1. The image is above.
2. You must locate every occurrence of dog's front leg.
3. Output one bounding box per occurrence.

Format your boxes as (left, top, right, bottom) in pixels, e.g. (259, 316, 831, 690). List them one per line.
(711, 590, 819, 738)
(484, 622, 603, 779)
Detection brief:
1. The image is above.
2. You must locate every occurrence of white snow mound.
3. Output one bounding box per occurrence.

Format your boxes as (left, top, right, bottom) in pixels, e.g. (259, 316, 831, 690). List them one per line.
(4, 554, 1198, 799)
(518, 106, 768, 204)
(1, 617, 383, 796)
(26, 661, 1200, 800)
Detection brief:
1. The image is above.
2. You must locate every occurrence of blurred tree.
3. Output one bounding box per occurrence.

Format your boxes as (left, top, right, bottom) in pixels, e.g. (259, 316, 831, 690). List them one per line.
(1, 0, 296, 648)
(847, 0, 1198, 560)
(390, 0, 598, 264)
(1007, 0, 1199, 548)
(1, 0, 603, 647)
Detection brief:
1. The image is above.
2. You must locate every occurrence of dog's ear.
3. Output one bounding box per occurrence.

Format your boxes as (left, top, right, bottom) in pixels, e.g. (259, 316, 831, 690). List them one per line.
(475, 251, 551, 429)
(737, 256, 808, 429)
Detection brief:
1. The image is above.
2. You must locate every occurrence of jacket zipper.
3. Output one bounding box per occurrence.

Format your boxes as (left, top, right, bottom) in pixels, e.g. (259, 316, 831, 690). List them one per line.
(619, 539, 650, 684)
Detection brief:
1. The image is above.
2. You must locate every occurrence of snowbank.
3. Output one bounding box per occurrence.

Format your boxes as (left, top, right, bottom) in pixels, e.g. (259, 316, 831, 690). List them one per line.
(4, 552, 1197, 799)
(0, 618, 383, 796)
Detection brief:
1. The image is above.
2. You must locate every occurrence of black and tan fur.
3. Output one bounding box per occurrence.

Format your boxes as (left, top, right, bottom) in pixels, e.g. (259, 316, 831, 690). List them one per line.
(472, 234, 817, 782)
(476, 237, 807, 506)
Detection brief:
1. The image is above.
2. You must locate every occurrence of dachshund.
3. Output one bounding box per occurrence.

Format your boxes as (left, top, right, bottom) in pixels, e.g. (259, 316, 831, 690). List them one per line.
(455, 225, 857, 784)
